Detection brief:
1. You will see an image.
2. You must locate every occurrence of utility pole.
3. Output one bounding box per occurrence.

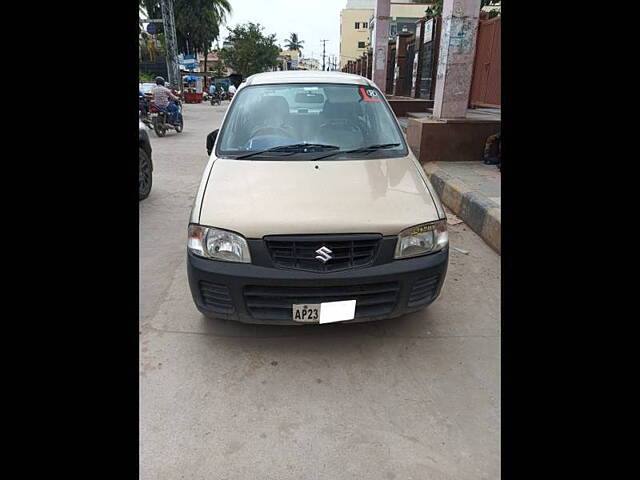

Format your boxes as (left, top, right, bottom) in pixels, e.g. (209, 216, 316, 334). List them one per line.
(160, 0, 180, 90)
(321, 39, 328, 71)
(372, 0, 391, 91)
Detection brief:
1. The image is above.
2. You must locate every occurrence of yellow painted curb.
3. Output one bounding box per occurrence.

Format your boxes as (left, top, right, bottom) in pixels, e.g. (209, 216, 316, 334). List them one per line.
(481, 207, 501, 254)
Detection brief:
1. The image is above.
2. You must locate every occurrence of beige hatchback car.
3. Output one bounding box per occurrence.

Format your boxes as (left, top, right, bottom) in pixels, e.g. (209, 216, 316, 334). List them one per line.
(188, 71, 448, 325)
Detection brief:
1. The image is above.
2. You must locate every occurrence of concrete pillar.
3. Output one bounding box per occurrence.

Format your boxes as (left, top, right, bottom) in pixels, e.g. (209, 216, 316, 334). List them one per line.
(433, 0, 481, 118)
(372, 0, 391, 91)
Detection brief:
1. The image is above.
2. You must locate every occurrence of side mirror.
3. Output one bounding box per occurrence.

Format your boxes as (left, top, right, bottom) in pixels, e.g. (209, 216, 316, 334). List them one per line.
(206, 129, 219, 156)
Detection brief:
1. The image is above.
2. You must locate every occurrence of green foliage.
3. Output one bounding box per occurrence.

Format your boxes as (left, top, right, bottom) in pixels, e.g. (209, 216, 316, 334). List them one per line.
(174, 0, 231, 54)
(219, 23, 280, 77)
(285, 33, 304, 53)
(421, 0, 501, 18)
(139, 72, 155, 83)
(139, 0, 231, 55)
(210, 58, 226, 77)
(139, 0, 164, 34)
(424, 0, 442, 18)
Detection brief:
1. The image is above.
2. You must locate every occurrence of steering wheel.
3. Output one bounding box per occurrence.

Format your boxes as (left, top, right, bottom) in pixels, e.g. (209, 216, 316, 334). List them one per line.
(319, 119, 363, 135)
(250, 126, 294, 138)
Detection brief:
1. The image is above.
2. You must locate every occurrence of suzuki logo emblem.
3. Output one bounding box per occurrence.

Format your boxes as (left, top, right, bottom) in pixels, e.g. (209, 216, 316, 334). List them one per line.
(315, 246, 333, 263)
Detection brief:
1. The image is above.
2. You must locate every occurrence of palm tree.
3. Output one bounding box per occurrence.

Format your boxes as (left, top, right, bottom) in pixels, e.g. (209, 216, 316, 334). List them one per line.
(285, 33, 304, 53)
(202, 0, 232, 72)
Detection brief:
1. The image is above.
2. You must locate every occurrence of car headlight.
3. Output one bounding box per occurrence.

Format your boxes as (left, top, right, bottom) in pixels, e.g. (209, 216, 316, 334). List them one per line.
(394, 220, 448, 259)
(188, 225, 251, 263)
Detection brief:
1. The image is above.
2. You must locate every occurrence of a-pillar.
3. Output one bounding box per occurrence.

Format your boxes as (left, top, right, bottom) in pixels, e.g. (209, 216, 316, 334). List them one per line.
(372, 0, 391, 91)
(433, 0, 481, 118)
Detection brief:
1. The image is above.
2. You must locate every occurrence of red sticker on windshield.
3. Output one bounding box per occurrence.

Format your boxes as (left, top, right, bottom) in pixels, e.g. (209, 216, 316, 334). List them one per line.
(359, 86, 381, 102)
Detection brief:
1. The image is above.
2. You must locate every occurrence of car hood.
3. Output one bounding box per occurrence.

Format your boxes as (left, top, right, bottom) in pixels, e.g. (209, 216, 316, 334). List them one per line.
(197, 155, 441, 238)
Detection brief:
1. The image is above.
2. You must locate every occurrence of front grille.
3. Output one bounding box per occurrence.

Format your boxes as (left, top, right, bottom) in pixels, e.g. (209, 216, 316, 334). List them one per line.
(407, 274, 441, 307)
(199, 281, 235, 314)
(265, 234, 381, 272)
(244, 281, 399, 321)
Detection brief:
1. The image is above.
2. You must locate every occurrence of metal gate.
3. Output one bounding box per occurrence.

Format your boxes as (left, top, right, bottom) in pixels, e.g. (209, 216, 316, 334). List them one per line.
(386, 43, 396, 94)
(421, 18, 442, 99)
(402, 41, 415, 97)
(469, 16, 501, 108)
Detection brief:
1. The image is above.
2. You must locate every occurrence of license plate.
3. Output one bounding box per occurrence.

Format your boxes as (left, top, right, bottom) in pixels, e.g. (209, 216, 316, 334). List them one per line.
(292, 300, 356, 324)
(292, 304, 320, 323)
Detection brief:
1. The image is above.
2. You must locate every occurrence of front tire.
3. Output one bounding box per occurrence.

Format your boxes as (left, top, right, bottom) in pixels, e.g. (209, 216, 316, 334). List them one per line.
(153, 117, 166, 137)
(139, 148, 152, 200)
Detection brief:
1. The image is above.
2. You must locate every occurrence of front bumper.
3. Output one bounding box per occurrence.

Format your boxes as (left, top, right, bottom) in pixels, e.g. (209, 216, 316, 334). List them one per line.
(187, 244, 448, 325)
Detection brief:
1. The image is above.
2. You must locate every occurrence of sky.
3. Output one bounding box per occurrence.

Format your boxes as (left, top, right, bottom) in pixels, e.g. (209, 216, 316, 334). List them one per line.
(220, 0, 346, 65)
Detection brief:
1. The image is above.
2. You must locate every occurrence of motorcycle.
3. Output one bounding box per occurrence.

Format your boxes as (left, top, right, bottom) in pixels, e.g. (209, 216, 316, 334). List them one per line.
(150, 99, 183, 137)
(210, 90, 222, 106)
(139, 95, 154, 130)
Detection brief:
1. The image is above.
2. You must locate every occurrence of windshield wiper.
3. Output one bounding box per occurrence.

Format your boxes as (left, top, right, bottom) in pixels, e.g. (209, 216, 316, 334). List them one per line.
(234, 143, 340, 160)
(310, 143, 401, 161)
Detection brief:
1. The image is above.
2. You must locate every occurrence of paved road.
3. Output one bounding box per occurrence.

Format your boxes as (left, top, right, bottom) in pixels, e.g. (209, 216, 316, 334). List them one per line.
(140, 103, 501, 480)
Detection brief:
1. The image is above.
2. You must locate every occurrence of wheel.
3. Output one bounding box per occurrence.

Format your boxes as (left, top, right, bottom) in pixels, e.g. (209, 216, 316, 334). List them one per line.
(175, 114, 184, 133)
(139, 148, 152, 200)
(153, 118, 166, 137)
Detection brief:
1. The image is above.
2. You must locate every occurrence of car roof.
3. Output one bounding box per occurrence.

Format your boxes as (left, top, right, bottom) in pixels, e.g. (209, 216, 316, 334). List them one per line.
(243, 71, 376, 88)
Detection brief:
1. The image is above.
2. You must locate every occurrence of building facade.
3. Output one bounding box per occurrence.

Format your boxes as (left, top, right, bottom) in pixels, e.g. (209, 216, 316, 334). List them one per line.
(298, 57, 320, 70)
(339, 0, 375, 69)
(340, 1, 434, 69)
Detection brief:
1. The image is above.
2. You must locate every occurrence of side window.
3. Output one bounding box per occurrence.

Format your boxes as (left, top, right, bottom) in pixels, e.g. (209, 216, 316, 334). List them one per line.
(355, 22, 360, 29)
(363, 22, 368, 28)
(358, 41, 365, 49)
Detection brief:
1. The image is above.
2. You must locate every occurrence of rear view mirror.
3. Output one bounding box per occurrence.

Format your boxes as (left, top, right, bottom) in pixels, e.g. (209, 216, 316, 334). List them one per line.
(295, 92, 324, 104)
(206, 129, 219, 156)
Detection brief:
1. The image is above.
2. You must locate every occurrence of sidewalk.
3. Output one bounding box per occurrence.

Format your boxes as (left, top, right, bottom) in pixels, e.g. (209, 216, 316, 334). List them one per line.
(424, 161, 501, 254)
(397, 112, 501, 253)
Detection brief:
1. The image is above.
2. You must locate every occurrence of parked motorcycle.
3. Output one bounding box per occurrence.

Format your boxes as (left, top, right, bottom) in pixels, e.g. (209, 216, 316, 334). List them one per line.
(150, 100, 183, 137)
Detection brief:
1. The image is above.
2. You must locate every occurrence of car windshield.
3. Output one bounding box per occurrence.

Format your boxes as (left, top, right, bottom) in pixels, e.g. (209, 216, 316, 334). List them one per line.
(216, 83, 407, 158)
(141, 83, 155, 94)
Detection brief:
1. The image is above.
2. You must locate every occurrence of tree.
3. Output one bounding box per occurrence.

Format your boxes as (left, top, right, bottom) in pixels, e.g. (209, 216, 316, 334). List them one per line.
(139, 0, 164, 34)
(174, 0, 231, 53)
(139, 0, 231, 67)
(219, 23, 280, 77)
(210, 58, 226, 78)
(420, 0, 501, 18)
(285, 33, 304, 53)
